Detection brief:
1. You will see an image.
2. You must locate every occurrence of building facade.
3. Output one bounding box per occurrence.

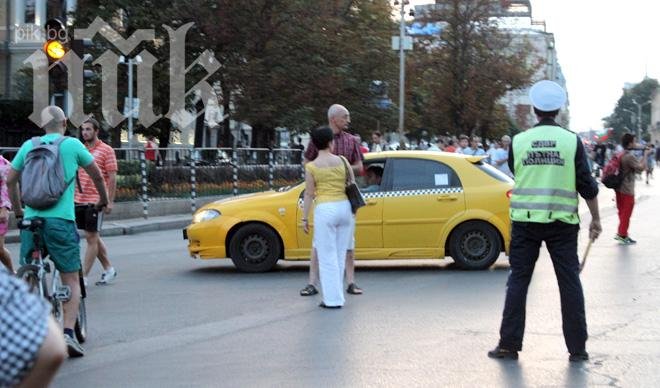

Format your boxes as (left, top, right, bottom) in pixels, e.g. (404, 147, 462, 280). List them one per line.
(1, 0, 76, 99)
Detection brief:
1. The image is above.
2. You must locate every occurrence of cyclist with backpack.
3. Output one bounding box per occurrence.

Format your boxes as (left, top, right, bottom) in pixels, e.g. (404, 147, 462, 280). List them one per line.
(6, 106, 109, 357)
(614, 133, 653, 245)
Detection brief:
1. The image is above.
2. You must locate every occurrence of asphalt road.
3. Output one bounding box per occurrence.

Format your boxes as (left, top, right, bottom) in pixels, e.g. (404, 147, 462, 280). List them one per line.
(6, 181, 660, 387)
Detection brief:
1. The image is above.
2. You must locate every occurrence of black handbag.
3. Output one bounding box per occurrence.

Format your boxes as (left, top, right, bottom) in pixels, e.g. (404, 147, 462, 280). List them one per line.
(341, 156, 366, 214)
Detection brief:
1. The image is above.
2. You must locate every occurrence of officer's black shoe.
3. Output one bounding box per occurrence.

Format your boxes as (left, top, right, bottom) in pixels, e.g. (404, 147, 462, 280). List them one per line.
(487, 346, 519, 360)
(569, 351, 589, 362)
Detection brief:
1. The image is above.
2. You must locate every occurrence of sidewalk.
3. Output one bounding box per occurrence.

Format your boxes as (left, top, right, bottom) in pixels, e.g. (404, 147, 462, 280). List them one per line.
(4, 214, 192, 244)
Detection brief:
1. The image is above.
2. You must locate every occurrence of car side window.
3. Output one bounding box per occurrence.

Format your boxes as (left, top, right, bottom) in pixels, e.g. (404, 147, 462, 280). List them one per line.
(358, 162, 386, 193)
(390, 159, 461, 191)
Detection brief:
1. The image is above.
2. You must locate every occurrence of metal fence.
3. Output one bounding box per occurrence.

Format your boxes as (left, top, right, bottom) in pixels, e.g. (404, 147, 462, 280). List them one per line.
(1, 145, 305, 218)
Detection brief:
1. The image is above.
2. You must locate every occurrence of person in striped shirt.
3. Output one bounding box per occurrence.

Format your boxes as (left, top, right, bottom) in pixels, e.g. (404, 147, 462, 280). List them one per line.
(75, 118, 118, 286)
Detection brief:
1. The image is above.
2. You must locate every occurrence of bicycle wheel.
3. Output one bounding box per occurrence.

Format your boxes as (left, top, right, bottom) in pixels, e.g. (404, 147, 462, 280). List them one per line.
(75, 296, 87, 343)
(16, 265, 45, 295)
(50, 275, 65, 326)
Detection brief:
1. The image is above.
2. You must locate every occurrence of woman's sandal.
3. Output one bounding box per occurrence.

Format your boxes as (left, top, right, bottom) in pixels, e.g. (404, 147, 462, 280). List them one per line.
(300, 284, 318, 296)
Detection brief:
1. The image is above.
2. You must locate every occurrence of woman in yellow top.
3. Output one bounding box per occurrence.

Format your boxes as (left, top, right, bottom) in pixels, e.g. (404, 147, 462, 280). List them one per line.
(302, 126, 355, 308)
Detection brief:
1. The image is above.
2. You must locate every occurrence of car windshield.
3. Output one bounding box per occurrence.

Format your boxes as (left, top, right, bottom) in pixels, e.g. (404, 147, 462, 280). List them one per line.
(473, 161, 514, 183)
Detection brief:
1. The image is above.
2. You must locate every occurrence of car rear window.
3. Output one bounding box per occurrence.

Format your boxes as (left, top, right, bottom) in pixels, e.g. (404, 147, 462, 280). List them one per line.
(473, 161, 514, 183)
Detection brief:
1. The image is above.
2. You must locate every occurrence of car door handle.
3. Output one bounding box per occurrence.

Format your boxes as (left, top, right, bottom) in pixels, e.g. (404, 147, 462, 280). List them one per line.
(366, 200, 378, 206)
(436, 195, 458, 201)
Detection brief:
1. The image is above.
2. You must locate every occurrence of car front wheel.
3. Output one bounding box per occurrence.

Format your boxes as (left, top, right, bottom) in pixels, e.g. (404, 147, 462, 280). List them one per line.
(449, 221, 501, 270)
(228, 224, 281, 272)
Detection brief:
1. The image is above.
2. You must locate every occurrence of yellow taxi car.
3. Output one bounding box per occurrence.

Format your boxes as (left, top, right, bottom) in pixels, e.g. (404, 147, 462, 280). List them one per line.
(185, 151, 512, 272)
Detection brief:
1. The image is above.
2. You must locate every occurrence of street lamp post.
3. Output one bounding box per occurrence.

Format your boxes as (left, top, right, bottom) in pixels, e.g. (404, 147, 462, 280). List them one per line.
(398, 1, 406, 138)
(394, 0, 413, 144)
(119, 55, 143, 146)
(631, 98, 651, 139)
(622, 108, 636, 135)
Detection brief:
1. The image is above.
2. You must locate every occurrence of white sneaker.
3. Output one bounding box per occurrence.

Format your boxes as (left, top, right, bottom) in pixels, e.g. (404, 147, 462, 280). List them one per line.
(96, 267, 117, 285)
(64, 333, 85, 357)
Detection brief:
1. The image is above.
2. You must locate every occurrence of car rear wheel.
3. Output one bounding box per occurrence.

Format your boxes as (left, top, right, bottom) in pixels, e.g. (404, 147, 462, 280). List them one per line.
(449, 221, 501, 270)
(228, 224, 281, 272)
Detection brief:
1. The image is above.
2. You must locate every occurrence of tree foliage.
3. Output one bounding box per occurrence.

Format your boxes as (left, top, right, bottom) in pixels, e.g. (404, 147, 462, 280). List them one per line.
(12, 0, 541, 147)
(604, 77, 658, 142)
(407, 0, 536, 139)
(67, 0, 399, 147)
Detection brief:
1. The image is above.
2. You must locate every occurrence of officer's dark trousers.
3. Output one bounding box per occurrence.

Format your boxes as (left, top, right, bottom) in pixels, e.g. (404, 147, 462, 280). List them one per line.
(498, 221, 587, 354)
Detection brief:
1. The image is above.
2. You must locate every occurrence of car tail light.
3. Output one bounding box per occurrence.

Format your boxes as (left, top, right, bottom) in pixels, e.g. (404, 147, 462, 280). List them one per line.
(506, 190, 512, 199)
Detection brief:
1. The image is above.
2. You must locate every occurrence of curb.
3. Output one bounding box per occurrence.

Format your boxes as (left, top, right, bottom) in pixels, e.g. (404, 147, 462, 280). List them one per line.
(4, 218, 191, 244)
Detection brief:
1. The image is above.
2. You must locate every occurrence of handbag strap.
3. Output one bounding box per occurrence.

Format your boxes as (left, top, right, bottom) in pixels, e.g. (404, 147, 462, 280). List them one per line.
(340, 156, 351, 186)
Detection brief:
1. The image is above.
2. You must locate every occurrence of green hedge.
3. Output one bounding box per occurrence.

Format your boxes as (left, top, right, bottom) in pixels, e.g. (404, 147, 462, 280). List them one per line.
(115, 164, 303, 201)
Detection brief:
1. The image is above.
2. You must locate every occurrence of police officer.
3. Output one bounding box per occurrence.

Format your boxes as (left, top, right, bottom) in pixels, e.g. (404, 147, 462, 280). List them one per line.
(488, 80, 602, 362)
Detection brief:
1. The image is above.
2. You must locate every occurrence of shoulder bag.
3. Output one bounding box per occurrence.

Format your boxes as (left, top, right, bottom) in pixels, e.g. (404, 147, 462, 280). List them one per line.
(340, 156, 365, 214)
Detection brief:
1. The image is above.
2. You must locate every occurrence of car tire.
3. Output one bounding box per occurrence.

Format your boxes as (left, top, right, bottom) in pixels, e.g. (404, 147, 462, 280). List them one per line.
(449, 221, 501, 270)
(228, 224, 281, 273)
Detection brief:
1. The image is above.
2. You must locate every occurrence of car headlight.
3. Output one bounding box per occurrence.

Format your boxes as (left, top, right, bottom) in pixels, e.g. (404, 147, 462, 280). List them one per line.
(193, 209, 221, 223)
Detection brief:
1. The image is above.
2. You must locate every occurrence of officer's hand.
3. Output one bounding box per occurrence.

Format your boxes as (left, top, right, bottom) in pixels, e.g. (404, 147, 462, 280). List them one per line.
(589, 219, 602, 241)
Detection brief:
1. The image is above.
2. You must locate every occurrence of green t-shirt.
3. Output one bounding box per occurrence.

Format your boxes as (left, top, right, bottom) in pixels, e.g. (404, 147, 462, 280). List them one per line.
(11, 133, 94, 221)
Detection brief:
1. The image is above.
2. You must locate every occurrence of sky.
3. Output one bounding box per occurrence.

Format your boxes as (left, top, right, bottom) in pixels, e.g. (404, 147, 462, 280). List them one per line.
(410, 0, 660, 131)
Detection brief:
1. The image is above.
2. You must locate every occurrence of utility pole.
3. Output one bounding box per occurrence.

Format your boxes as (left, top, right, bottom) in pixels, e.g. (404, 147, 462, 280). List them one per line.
(398, 1, 406, 139)
(631, 98, 651, 139)
(394, 0, 413, 147)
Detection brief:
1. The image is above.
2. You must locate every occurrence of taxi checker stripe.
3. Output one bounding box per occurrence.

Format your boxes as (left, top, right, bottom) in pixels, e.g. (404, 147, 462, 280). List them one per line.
(512, 188, 577, 199)
(365, 187, 462, 198)
(297, 187, 463, 205)
(510, 201, 578, 213)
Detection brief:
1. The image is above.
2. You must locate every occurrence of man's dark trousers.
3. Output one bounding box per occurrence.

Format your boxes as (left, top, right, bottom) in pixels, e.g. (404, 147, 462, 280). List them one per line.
(498, 221, 587, 354)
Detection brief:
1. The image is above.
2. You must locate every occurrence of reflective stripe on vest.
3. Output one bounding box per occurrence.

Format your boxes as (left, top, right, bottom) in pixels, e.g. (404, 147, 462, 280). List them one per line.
(511, 188, 577, 199)
(510, 125, 579, 224)
(510, 201, 578, 213)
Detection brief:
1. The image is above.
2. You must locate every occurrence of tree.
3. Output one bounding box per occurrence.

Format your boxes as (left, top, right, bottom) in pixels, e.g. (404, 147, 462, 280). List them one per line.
(221, 0, 398, 146)
(69, 0, 225, 149)
(604, 77, 658, 142)
(68, 0, 399, 148)
(407, 0, 536, 139)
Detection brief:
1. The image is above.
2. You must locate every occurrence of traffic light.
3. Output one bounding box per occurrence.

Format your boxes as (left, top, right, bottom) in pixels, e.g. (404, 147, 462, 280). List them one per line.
(43, 18, 68, 62)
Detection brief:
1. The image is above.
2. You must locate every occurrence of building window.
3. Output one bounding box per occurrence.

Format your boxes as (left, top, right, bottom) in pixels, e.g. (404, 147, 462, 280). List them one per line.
(47, 0, 65, 20)
(25, 0, 37, 24)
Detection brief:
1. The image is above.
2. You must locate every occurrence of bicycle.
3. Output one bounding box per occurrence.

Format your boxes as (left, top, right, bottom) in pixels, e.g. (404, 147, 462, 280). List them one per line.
(15, 218, 87, 343)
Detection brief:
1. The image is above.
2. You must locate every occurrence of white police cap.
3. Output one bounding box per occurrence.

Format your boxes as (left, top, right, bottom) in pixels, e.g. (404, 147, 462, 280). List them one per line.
(529, 80, 567, 111)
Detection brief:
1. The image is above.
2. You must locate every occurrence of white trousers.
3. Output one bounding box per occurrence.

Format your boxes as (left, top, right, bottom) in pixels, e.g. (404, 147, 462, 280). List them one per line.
(313, 200, 352, 306)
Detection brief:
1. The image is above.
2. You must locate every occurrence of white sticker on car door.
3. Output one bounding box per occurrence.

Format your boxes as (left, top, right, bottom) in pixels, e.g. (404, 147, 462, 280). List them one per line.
(434, 173, 449, 186)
